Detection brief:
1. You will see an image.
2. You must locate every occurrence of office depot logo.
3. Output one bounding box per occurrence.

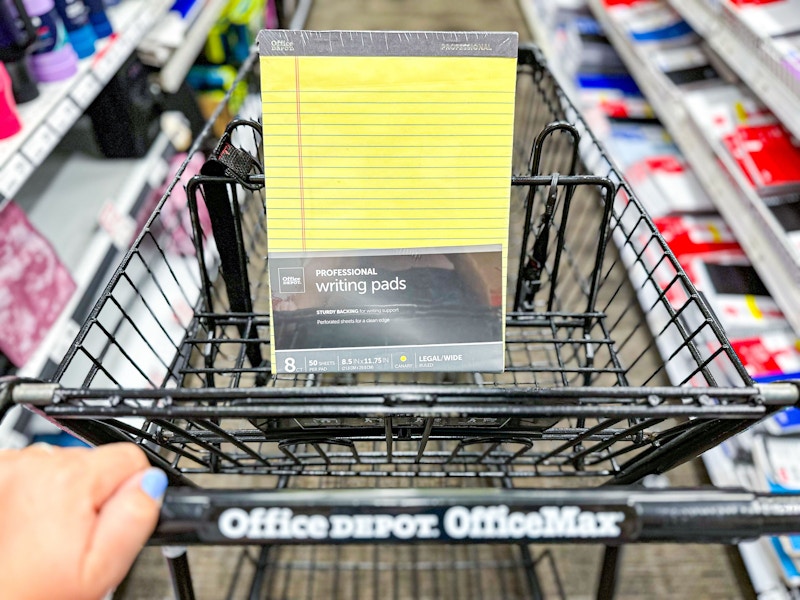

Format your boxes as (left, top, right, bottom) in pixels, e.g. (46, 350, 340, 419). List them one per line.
(217, 505, 626, 541)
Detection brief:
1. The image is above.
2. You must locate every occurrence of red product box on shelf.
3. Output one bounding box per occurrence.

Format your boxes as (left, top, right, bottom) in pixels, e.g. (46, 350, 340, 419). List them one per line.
(625, 156, 714, 216)
(654, 214, 740, 260)
(684, 83, 776, 140)
(0, 201, 76, 367)
(730, 331, 800, 382)
(727, 0, 800, 38)
(710, 328, 800, 397)
(639, 215, 740, 311)
(722, 124, 800, 196)
(640, 217, 784, 336)
(729, 0, 791, 5)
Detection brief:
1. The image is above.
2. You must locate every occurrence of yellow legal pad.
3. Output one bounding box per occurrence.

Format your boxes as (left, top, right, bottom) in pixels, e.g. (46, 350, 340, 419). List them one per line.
(259, 30, 518, 374)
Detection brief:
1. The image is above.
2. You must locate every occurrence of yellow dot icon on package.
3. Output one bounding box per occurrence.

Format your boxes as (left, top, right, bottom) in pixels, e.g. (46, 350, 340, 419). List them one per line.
(400, 355, 407, 362)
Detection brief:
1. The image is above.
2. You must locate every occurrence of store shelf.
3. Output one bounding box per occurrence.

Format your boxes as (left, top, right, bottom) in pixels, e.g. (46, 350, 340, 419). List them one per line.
(703, 446, 794, 600)
(586, 2, 800, 596)
(152, 0, 230, 94)
(518, 0, 691, 382)
(518, 0, 556, 67)
(17, 131, 175, 379)
(587, 0, 800, 339)
(288, 0, 314, 30)
(516, 0, 590, 109)
(0, 0, 173, 204)
(0, 130, 176, 449)
(668, 0, 800, 141)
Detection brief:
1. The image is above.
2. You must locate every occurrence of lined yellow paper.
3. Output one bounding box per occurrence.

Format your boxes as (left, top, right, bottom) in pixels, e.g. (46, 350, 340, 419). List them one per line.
(260, 36, 517, 253)
(259, 30, 518, 373)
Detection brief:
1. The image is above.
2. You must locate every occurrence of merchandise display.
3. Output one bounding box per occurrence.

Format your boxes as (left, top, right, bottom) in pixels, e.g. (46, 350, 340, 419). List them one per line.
(624, 153, 714, 215)
(136, 0, 201, 63)
(767, 196, 800, 252)
(651, 44, 718, 86)
(0, 64, 22, 139)
(22, 0, 79, 82)
(0, 200, 75, 367)
(608, 0, 696, 44)
(0, 0, 40, 103)
(83, 0, 112, 38)
(9, 26, 800, 597)
(527, 0, 800, 592)
(728, 0, 800, 38)
(86, 55, 161, 157)
(684, 254, 786, 337)
(684, 84, 800, 197)
(0, 0, 177, 207)
(53, 0, 97, 58)
(731, 332, 800, 384)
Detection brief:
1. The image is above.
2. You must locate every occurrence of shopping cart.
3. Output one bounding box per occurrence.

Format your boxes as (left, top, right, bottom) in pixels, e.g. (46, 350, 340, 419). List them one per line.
(3, 45, 800, 599)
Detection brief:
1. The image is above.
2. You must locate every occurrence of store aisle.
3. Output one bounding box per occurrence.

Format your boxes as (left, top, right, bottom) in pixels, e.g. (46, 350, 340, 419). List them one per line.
(305, 0, 530, 36)
(119, 1, 753, 598)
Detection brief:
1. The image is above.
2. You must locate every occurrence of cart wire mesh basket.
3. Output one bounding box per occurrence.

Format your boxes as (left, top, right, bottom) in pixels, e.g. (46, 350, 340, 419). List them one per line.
(42, 46, 771, 483)
(6, 44, 800, 599)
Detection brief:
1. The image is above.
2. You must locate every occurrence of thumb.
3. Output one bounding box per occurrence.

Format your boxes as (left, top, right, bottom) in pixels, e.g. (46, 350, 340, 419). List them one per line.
(83, 468, 167, 593)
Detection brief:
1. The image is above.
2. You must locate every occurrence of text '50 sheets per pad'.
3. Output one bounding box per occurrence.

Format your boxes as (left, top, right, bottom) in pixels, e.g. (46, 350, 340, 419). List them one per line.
(259, 30, 518, 374)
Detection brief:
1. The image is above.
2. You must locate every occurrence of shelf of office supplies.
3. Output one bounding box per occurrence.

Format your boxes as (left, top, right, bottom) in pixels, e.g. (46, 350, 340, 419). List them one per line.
(520, 1, 797, 593)
(518, 0, 557, 75)
(0, 0, 311, 451)
(668, 0, 800, 142)
(587, 0, 800, 338)
(0, 130, 176, 450)
(518, 0, 699, 384)
(586, 2, 800, 596)
(16, 130, 175, 380)
(0, 0, 173, 205)
(703, 443, 795, 599)
(147, 0, 230, 94)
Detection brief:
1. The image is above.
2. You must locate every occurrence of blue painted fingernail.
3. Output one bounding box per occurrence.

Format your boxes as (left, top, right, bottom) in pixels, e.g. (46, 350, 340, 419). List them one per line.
(140, 468, 168, 500)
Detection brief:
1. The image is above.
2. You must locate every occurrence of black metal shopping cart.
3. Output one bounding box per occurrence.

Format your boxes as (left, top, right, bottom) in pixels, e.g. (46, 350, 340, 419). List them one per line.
(3, 45, 800, 599)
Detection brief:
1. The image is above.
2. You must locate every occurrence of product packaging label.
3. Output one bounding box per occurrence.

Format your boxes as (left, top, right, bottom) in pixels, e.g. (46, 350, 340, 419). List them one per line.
(258, 30, 518, 373)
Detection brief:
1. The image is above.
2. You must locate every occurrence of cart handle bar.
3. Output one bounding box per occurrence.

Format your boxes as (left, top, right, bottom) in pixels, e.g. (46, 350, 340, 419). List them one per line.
(153, 486, 800, 546)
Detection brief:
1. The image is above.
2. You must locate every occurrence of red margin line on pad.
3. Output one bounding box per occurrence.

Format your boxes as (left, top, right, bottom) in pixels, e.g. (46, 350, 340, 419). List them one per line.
(294, 55, 306, 250)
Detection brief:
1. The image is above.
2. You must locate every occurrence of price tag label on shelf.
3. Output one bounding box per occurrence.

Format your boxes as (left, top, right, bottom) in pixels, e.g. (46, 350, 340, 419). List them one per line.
(95, 36, 133, 82)
(94, 51, 118, 82)
(126, 16, 144, 39)
(99, 200, 137, 250)
(70, 74, 102, 108)
(22, 125, 59, 166)
(116, 32, 134, 57)
(147, 157, 169, 188)
(46, 98, 82, 134)
(0, 153, 34, 198)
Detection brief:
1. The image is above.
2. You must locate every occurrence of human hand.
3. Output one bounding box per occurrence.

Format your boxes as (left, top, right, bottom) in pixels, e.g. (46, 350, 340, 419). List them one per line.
(0, 443, 167, 600)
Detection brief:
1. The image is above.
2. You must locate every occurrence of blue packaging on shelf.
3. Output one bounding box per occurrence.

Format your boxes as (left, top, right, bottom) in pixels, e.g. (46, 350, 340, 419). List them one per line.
(169, 0, 196, 18)
(54, 0, 95, 57)
(770, 537, 800, 587)
(31, 432, 90, 447)
(630, 19, 693, 43)
(575, 71, 642, 96)
(83, 0, 111, 38)
(766, 406, 800, 435)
